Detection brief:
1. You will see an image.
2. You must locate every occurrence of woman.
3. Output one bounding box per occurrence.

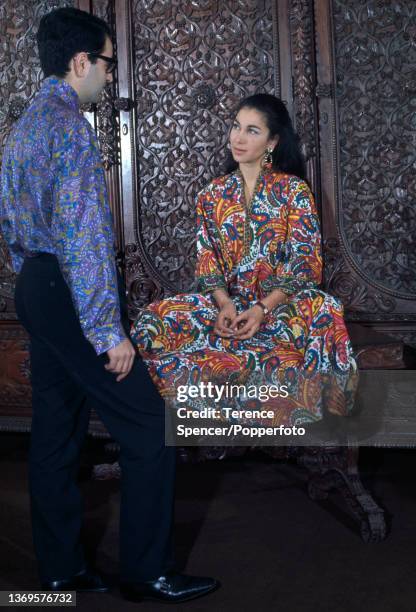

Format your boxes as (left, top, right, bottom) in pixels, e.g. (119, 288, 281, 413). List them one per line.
(131, 94, 358, 426)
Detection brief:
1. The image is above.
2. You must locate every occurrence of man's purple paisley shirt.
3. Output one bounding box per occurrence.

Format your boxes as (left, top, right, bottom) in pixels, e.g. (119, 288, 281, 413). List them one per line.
(0, 77, 125, 354)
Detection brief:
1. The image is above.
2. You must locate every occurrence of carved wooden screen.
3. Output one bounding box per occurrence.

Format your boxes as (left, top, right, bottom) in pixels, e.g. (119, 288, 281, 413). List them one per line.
(109, 0, 321, 317)
(123, 0, 281, 314)
(315, 0, 416, 344)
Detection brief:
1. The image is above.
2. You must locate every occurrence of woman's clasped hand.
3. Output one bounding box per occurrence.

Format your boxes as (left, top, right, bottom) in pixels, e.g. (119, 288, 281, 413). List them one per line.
(213, 300, 265, 340)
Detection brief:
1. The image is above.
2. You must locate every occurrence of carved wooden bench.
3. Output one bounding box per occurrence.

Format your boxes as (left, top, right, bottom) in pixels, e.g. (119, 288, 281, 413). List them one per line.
(291, 323, 411, 543)
(91, 323, 415, 543)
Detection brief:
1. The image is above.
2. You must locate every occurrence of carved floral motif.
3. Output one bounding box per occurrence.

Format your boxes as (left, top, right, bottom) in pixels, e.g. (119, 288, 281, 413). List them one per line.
(289, 0, 317, 162)
(129, 0, 276, 302)
(0, 324, 31, 411)
(333, 0, 416, 299)
(94, 0, 120, 170)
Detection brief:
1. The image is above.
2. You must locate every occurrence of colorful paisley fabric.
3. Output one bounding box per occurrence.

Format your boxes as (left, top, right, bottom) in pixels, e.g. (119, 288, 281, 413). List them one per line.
(0, 77, 124, 355)
(131, 172, 358, 425)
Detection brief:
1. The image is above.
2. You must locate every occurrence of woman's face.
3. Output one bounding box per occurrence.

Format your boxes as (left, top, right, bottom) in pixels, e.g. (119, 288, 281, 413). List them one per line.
(229, 107, 279, 168)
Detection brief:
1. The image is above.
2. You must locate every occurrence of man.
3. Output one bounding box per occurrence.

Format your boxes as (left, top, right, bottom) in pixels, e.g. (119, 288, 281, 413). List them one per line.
(0, 7, 218, 604)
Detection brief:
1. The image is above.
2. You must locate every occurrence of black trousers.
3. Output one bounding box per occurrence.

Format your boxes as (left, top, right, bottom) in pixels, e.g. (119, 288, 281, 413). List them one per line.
(14, 254, 176, 583)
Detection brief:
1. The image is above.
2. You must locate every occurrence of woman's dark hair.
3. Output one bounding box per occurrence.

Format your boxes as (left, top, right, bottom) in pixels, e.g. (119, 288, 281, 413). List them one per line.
(37, 7, 111, 78)
(225, 93, 306, 180)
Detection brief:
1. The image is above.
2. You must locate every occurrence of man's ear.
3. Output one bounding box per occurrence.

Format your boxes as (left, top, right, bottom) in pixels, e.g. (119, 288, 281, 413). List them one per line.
(72, 51, 89, 78)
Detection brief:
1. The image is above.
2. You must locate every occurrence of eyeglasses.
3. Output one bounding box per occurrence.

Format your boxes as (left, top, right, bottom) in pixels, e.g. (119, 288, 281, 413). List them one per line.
(87, 52, 117, 73)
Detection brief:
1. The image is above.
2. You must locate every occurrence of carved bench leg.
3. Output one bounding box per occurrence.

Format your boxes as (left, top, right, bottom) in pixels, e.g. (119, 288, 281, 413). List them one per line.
(92, 461, 121, 480)
(91, 446, 247, 478)
(297, 444, 387, 543)
(91, 443, 387, 543)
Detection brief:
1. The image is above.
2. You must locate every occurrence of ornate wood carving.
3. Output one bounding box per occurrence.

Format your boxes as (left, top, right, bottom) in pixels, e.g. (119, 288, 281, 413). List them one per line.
(0, 240, 15, 319)
(87, 0, 125, 255)
(323, 236, 398, 314)
(114, 97, 134, 112)
(395, 332, 416, 350)
(126, 0, 278, 307)
(354, 344, 404, 370)
(125, 243, 164, 317)
(289, 0, 318, 165)
(0, 323, 31, 418)
(334, 0, 416, 300)
(93, 0, 120, 171)
(315, 0, 416, 321)
(299, 445, 386, 542)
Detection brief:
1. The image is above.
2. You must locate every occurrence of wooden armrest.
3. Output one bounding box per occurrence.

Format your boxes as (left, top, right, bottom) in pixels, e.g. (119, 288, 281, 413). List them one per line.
(346, 323, 405, 369)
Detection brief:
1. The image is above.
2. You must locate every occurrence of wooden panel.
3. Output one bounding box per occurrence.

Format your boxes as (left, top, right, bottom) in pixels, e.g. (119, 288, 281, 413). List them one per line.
(288, 0, 320, 195)
(0, 322, 31, 430)
(124, 0, 280, 314)
(333, 0, 415, 299)
(315, 0, 416, 327)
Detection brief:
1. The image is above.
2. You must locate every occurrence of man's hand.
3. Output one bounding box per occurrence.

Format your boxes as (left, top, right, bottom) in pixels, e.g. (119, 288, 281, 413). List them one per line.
(213, 301, 237, 337)
(105, 338, 136, 382)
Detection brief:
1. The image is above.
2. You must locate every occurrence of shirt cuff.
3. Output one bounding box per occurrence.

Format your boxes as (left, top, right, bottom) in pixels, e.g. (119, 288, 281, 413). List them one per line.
(86, 322, 127, 356)
(10, 251, 23, 274)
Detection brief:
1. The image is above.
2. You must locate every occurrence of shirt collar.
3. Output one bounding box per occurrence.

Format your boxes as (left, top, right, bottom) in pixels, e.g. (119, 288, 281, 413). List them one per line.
(40, 76, 80, 112)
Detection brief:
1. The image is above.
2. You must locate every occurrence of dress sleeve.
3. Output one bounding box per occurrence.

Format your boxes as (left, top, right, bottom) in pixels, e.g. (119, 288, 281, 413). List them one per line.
(259, 176, 322, 295)
(51, 119, 126, 355)
(194, 185, 227, 294)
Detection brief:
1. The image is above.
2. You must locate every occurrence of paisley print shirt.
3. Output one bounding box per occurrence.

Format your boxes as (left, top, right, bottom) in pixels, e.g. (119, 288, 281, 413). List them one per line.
(0, 77, 125, 354)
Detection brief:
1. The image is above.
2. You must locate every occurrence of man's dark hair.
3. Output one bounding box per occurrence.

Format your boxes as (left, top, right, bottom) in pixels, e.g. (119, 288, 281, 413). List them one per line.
(37, 7, 111, 78)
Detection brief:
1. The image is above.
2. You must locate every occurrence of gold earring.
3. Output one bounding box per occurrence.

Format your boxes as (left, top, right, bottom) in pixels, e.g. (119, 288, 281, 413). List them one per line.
(263, 147, 273, 170)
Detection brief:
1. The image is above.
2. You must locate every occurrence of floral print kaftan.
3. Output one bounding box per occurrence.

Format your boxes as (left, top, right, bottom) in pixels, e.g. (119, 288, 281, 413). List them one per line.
(131, 171, 358, 425)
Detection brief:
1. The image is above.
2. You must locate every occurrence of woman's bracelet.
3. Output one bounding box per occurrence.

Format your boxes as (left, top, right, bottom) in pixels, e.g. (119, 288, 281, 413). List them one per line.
(254, 295, 289, 315)
(254, 300, 269, 315)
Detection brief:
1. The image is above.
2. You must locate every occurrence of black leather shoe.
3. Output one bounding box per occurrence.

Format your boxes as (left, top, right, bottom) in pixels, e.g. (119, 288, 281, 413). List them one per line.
(42, 569, 109, 593)
(120, 572, 220, 603)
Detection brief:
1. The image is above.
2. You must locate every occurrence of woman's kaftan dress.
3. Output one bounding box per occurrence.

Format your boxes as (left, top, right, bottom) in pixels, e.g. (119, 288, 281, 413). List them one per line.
(131, 172, 358, 425)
